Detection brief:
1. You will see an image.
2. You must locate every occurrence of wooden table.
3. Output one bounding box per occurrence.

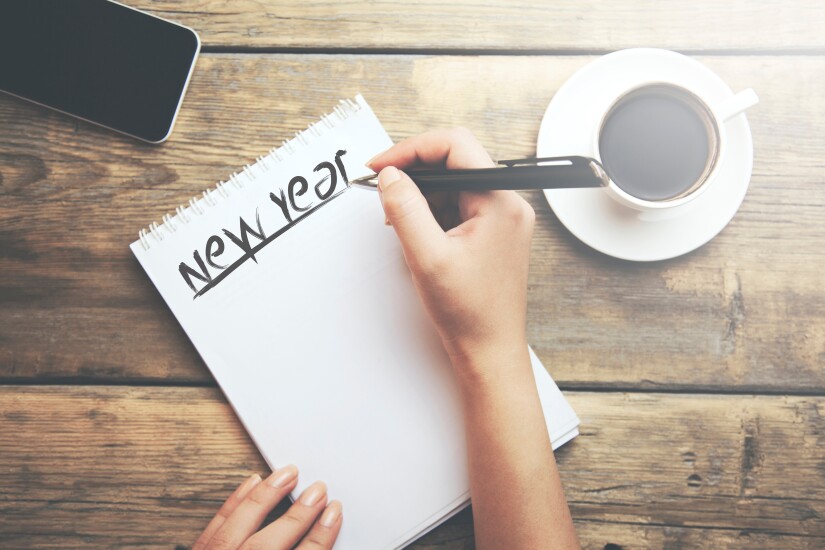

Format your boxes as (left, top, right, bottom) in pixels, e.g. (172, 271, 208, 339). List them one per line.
(2, 2, 824, 548)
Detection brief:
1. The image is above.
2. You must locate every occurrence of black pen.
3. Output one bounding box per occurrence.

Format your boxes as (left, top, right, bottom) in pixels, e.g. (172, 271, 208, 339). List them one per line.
(348, 156, 609, 192)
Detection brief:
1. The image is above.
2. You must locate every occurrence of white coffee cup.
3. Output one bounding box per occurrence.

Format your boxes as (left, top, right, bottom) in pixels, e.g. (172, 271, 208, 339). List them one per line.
(592, 82, 758, 212)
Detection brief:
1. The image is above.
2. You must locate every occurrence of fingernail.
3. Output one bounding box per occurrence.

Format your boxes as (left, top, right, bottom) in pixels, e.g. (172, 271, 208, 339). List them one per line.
(365, 152, 382, 168)
(320, 500, 342, 528)
(378, 166, 401, 192)
(299, 481, 327, 506)
(267, 465, 298, 488)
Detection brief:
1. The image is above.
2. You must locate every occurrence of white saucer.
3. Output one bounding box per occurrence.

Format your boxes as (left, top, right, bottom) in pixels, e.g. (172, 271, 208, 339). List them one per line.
(537, 48, 754, 261)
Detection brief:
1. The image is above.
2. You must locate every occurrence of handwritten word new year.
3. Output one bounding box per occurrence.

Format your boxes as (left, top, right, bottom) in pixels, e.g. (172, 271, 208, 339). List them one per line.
(178, 150, 350, 299)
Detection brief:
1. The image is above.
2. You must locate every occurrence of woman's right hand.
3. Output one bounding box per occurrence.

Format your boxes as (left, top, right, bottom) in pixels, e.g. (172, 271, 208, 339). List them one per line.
(371, 129, 578, 550)
(367, 127, 536, 379)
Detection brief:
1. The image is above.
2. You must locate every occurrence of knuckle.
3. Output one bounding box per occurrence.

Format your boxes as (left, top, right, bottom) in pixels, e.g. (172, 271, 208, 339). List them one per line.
(449, 126, 474, 141)
(281, 508, 313, 530)
(521, 200, 536, 228)
(246, 488, 269, 506)
(506, 196, 534, 226)
(214, 505, 233, 520)
(238, 539, 265, 550)
(382, 187, 424, 221)
(415, 248, 450, 277)
(205, 531, 235, 550)
(301, 532, 332, 549)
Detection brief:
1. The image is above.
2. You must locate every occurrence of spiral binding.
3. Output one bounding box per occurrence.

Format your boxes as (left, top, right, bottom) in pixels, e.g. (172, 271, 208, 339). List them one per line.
(137, 97, 363, 251)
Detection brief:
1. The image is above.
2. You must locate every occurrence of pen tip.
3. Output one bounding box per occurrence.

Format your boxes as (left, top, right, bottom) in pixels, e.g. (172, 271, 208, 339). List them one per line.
(348, 173, 380, 189)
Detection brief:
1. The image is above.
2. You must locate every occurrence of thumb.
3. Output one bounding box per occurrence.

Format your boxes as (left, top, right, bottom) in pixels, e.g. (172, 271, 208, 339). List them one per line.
(378, 166, 447, 271)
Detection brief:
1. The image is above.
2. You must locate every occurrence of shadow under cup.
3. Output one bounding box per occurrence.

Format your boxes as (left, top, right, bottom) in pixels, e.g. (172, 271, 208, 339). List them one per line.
(597, 84, 720, 203)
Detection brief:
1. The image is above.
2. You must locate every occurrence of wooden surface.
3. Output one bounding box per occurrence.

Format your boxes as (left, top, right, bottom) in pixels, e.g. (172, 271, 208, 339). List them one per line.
(2, 54, 824, 391)
(1, 1, 824, 548)
(129, 1, 823, 52)
(2, 388, 824, 548)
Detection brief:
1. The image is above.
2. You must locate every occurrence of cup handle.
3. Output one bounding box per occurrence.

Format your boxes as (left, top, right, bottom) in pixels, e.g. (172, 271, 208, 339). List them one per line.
(715, 88, 759, 122)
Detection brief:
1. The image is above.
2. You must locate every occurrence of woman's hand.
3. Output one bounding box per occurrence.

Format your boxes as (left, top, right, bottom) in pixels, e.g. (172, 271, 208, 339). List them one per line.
(193, 466, 342, 550)
(368, 127, 535, 378)
(370, 128, 579, 548)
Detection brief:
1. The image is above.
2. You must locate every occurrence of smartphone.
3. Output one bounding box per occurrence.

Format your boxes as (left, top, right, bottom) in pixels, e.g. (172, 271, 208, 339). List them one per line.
(0, 0, 200, 143)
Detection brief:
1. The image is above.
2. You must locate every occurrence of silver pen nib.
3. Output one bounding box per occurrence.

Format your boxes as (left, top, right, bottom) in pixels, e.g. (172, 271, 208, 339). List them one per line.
(348, 173, 380, 190)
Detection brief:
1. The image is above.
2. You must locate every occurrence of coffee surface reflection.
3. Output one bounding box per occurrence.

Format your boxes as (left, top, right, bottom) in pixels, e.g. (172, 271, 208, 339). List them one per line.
(598, 85, 716, 202)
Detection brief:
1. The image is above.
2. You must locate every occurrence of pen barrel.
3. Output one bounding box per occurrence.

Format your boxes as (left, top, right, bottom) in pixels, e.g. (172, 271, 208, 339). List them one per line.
(407, 162, 605, 192)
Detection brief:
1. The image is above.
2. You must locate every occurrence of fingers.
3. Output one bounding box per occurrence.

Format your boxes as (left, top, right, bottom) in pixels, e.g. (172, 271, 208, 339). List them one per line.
(295, 500, 343, 550)
(377, 166, 449, 273)
(369, 127, 509, 235)
(241, 481, 331, 550)
(368, 127, 495, 171)
(205, 465, 299, 550)
(193, 474, 262, 550)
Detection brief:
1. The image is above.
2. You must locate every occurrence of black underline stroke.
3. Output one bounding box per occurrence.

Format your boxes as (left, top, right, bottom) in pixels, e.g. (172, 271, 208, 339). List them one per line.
(193, 186, 351, 299)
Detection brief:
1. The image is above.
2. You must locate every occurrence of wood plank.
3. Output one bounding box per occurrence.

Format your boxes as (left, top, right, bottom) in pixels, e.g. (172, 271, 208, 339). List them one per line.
(129, 1, 823, 52)
(573, 522, 821, 550)
(0, 387, 823, 548)
(1, 54, 824, 391)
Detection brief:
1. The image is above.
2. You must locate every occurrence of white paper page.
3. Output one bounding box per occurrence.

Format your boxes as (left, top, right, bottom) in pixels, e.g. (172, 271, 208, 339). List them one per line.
(131, 96, 578, 550)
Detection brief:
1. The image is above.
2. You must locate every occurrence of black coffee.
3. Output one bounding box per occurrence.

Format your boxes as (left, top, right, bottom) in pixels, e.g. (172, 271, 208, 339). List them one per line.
(598, 88, 714, 201)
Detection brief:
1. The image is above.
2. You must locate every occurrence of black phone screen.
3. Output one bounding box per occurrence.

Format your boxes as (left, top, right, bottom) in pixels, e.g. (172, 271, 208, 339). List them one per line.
(0, 0, 200, 143)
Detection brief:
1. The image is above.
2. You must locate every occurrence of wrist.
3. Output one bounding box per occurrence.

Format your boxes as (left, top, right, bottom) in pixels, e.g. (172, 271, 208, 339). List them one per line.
(446, 340, 533, 392)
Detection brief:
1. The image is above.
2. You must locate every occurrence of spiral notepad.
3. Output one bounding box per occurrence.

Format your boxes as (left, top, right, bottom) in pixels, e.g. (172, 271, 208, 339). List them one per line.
(131, 95, 579, 549)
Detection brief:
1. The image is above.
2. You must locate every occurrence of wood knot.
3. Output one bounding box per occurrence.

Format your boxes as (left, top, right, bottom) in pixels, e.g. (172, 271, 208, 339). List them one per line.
(0, 153, 48, 193)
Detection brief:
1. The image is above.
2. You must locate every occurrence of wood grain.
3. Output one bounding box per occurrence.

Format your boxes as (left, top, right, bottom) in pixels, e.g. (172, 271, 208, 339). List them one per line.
(1, 54, 823, 390)
(126, 0, 823, 52)
(2, 2, 821, 547)
(0, 387, 822, 548)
